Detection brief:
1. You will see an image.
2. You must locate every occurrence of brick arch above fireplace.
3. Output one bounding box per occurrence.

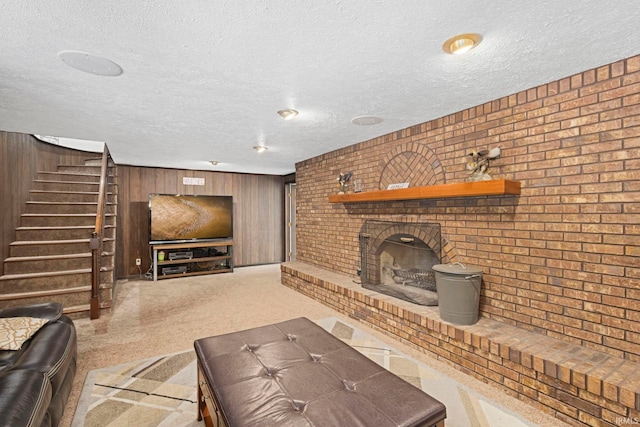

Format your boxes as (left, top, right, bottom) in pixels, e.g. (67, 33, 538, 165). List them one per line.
(360, 220, 459, 274)
(364, 221, 442, 260)
(378, 145, 444, 190)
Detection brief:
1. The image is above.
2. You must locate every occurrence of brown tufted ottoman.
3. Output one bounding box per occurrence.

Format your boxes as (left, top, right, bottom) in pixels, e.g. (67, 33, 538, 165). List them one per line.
(194, 317, 446, 426)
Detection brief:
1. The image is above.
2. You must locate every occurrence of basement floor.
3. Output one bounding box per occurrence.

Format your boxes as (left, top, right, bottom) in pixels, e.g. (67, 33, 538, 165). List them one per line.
(63, 264, 569, 427)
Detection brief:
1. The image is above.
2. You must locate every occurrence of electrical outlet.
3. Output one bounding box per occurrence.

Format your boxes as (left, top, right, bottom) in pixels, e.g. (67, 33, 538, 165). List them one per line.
(135, 258, 141, 266)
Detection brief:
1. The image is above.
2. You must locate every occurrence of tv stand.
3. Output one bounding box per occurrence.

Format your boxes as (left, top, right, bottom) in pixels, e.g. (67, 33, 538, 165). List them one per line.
(151, 240, 233, 281)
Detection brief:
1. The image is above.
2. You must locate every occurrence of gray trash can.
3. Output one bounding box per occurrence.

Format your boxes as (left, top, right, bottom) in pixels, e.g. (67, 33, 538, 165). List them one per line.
(432, 263, 483, 325)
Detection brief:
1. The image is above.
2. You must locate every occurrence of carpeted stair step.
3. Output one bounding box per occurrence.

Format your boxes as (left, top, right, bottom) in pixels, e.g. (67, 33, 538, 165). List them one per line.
(33, 179, 101, 193)
(38, 169, 115, 181)
(4, 254, 95, 276)
(59, 165, 102, 173)
(28, 190, 117, 203)
(37, 171, 102, 183)
(0, 268, 114, 293)
(15, 225, 115, 241)
(64, 304, 91, 316)
(2, 253, 114, 275)
(20, 213, 116, 228)
(63, 303, 113, 319)
(82, 158, 103, 167)
(58, 165, 116, 176)
(9, 238, 115, 257)
(24, 201, 117, 215)
(0, 285, 113, 311)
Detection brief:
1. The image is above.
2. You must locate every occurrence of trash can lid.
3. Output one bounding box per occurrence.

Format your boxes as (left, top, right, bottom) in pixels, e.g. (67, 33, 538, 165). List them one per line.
(432, 263, 483, 275)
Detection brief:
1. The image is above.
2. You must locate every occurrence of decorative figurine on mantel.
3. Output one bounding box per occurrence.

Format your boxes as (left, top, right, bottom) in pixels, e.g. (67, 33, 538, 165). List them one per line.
(336, 172, 352, 194)
(466, 147, 501, 181)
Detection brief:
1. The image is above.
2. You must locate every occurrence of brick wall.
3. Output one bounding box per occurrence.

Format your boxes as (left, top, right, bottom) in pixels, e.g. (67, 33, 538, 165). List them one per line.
(295, 55, 640, 361)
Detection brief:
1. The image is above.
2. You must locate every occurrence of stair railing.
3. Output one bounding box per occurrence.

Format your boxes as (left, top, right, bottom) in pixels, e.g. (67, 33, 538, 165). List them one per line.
(90, 145, 110, 319)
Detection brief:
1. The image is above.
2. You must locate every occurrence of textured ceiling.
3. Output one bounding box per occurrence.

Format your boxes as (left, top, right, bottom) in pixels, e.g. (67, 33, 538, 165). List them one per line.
(1, 1, 639, 175)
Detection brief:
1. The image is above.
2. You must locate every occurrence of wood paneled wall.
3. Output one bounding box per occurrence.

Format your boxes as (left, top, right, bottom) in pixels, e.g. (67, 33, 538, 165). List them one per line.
(116, 165, 285, 277)
(0, 132, 97, 276)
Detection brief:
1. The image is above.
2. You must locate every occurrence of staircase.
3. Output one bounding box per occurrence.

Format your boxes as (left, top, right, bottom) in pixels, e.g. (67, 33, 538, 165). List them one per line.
(0, 162, 117, 318)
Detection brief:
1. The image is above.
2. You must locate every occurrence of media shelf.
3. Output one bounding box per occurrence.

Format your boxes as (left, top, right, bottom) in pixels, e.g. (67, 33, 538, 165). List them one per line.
(151, 240, 233, 281)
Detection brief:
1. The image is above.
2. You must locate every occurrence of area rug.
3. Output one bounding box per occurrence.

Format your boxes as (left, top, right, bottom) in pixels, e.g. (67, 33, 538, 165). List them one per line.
(72, 317, 537, 427)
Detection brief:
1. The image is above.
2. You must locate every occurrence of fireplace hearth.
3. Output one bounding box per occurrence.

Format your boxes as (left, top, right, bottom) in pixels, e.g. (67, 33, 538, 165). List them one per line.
(359, 220, 441, 306)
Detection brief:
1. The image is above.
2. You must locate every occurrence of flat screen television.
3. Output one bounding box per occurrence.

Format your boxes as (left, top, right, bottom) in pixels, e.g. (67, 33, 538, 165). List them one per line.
(149, 194, 233, 244)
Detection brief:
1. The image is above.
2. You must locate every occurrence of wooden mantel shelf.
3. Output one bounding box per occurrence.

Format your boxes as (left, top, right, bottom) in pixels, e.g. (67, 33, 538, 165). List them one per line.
(328, 179, 521, 203)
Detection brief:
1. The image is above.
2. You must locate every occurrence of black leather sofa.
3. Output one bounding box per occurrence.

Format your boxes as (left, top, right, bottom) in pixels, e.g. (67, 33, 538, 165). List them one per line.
(0, 302, 77, 427)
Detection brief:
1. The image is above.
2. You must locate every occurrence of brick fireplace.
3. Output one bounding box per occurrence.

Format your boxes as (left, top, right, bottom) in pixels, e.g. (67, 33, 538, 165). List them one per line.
(359, 220, 442, 306)
(283, 54, 640, 425)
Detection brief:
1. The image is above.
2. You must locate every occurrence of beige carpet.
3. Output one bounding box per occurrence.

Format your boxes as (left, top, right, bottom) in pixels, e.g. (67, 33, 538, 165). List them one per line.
(72, 317, 554, 426)
(63, 264, 569, 427)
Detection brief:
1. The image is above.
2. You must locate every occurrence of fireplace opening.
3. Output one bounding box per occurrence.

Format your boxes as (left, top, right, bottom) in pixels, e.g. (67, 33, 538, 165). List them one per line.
(359, 220, 441, 306)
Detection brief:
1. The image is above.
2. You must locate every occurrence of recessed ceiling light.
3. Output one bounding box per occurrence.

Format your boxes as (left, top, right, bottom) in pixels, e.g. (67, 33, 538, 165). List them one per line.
(351, 116, 383, 126)
(253, 146, 268, 153)
(210, 161, 219, 166)
(57, 50, 123, 76)
(277, 109, 299, 120)
(442, 33, 482, 55)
